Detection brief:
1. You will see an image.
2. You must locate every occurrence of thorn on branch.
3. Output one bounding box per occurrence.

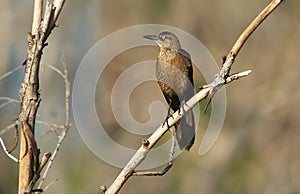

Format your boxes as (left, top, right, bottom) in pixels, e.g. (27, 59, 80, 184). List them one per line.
(142, 139, 149, 148)
(98, 185, 107, 194)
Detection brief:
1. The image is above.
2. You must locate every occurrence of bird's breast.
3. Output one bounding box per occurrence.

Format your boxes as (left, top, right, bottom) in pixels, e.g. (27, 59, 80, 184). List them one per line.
(156, 51, 192, 98)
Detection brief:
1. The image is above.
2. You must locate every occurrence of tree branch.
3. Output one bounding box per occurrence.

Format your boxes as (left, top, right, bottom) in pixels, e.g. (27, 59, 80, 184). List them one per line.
(32, 0, 43, 36)
(223, 0, 284, 75)
(103, 0, 285, 193)
(17, 1, 66, 193)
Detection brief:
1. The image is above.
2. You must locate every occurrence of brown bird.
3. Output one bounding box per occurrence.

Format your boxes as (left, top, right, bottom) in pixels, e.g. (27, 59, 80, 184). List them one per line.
(144, 31, 195, 150)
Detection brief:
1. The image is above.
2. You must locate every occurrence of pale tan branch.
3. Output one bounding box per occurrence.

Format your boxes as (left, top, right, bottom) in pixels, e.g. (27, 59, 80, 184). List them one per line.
(226, 70, 252, 83)
(105, 88, 210, 194)
(227, 0, 284, 60)
(104, 0, 284, 193)
(53, 0, 66, 25)
(223, 0, 285, 76)
(32, 0, 43, 36)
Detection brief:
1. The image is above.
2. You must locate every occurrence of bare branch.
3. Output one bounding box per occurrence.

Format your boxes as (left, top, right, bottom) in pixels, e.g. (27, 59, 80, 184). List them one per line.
(18, 0, 66, 193)
(32, 0, 43, 36)
(0, 123, 17, 136)
(42, 2, 54, 37)
(0, 136, 19, 163)
(25, 152, 51, 193)
(53, 0, 66, 24)
(132, 128, 176, 176)
(37, 57, 71, 190)
(36, 118, 66, 139)
(224, 0, 284, 73)
(43, 179, 58, 192)
(105, 88, 210, 194)
(0, 97, 19, 103)
(104, 0, 284, 193)
(226, 70, 252, 84)
(0, 97, 19, 109)
(0, 66, 22, 81)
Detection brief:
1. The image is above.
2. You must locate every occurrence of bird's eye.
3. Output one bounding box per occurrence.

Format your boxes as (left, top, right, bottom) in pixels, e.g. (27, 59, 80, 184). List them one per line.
(160, 35, 166, 40)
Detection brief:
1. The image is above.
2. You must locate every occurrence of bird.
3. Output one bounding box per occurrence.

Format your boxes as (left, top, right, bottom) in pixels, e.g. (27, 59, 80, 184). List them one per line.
(144, 31, 195, 151)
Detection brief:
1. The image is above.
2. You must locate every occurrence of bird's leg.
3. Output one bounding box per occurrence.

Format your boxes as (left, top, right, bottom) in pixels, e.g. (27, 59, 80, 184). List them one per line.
(163, 100, 173, 129)
(132, 128, 176, 176)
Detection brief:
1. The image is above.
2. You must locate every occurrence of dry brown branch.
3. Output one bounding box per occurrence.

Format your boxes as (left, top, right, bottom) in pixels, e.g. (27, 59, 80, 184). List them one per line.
(103, 0, 285, 193)
(25, 152, 51, 193)
(17, 0, 65, 193)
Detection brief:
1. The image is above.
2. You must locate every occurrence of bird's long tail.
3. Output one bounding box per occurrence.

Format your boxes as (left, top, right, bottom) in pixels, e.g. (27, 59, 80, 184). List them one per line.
(175, 109, 195, 151)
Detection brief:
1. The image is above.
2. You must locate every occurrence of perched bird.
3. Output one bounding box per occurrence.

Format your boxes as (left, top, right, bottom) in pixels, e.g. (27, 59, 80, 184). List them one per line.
(144, 31, 195, 150)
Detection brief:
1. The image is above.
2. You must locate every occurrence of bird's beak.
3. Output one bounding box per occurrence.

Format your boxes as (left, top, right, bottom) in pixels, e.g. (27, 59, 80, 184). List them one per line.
(143, 34, 159, 40)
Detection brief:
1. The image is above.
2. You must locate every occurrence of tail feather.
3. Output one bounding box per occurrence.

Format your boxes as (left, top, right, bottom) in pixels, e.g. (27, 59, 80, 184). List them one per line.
(175, 110, 195, 151)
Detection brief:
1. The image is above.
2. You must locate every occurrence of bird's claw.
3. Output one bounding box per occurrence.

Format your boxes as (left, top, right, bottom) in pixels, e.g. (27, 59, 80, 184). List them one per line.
(163, 114, 174, 129)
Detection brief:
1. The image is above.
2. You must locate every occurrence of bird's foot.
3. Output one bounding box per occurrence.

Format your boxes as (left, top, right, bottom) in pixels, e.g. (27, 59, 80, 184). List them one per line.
(163, 114, 174, 129)
(163, 105, 173, 129)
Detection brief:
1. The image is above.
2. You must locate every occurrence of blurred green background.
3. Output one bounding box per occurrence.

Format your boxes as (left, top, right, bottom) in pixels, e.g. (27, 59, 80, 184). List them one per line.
(1, 0, 300, 193)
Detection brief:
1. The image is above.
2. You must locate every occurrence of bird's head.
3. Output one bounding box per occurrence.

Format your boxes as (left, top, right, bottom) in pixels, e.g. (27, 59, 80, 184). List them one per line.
(143, 31, 181, 50)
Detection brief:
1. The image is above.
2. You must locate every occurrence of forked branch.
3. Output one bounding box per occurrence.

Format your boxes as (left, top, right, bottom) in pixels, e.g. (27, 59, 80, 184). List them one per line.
(17, 0, 66, 193)
(102, 0, 285, 193)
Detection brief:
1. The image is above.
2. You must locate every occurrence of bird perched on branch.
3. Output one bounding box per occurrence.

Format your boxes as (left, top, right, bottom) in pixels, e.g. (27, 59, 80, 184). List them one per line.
(144, 31, 195, 151)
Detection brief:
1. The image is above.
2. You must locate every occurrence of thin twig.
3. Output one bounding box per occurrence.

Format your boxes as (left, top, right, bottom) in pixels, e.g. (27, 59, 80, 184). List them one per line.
(0, 66, 23, 81)
(37, 120, 67, 139)
(37, 56, 71, 190)
(36, 114, 68, 139)
(43, 179, 58, 192)
(0, 97, 19, 109)
(0, 97, 19, 103)
(26, 152, 51, 193)
(0, 123, 17, 136)
(0, 136, 19, 162)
